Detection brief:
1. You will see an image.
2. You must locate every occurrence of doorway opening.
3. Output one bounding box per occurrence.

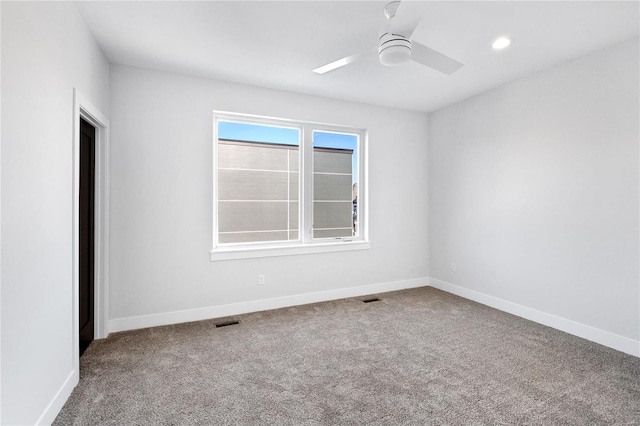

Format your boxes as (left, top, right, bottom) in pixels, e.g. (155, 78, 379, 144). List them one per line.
(73, 88, 110, 373)
(79, 118, 96, 356)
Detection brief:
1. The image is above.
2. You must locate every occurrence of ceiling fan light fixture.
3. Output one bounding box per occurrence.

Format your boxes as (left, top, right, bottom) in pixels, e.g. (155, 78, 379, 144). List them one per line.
(378, 32, 412, 66)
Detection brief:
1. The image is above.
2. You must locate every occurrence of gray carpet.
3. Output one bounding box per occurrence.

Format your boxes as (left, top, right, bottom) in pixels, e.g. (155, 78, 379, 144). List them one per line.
(54, 287, 640, 425)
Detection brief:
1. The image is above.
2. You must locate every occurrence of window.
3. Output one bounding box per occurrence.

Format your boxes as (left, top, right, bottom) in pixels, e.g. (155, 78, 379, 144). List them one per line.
(216, 121, 300, 244)
(212, 112, 368, 260)
(312, 131, 358, 239)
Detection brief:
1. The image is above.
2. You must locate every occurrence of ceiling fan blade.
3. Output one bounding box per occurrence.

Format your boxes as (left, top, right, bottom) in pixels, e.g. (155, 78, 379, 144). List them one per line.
(312, 48, 376, 75)
(388, 1, 427, 39)
(411, 41, 464, 75)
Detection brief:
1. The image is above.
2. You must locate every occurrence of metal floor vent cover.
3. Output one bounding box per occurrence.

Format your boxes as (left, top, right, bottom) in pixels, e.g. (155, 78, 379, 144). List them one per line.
(362, 298, 381, 303)
(215, 320, 240, 328)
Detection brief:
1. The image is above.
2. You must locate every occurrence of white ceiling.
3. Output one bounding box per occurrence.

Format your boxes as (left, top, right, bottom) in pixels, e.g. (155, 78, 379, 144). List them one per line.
(75, 1, 639, 113)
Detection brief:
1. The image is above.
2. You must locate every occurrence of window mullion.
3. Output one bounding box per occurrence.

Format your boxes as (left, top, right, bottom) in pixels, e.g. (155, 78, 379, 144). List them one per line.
(301, 126, 314, 243)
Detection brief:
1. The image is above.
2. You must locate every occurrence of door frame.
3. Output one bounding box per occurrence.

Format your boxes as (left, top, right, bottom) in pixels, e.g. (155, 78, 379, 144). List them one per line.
(72, 88, 110, 373)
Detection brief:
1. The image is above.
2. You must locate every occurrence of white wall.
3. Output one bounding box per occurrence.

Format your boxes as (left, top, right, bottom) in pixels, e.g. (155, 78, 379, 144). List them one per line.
(1, 2, 110, 424)
(108, 65, 429, 329)
(0, 2, 3, 421)
(429, 38, 639, 354)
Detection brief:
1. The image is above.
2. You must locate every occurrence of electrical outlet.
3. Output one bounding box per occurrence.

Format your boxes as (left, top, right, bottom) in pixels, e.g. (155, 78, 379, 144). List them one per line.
(451, 263, 457, 272)
(258, 274, 265, 285)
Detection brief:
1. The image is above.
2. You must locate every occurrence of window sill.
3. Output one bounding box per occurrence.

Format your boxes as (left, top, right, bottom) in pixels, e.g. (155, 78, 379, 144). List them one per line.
(210, 240, 371, 261)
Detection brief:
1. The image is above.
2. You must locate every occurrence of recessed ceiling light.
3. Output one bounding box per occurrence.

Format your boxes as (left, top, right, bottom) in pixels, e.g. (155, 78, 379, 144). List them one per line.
(492, 37, 511, 50)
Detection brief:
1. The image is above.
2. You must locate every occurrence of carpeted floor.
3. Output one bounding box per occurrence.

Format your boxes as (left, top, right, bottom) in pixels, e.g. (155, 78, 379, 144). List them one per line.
(54, 287, 640, 425)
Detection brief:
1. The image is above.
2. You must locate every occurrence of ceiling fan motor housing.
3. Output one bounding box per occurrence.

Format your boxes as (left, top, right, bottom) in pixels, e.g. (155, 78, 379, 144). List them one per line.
(379, 32, 412, 66)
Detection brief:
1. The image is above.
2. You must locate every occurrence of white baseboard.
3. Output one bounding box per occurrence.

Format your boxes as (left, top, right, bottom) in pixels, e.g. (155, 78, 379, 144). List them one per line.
(36, 368, 78, 426)
(429, 277, 640, 358)
(109, 277, 429, 333)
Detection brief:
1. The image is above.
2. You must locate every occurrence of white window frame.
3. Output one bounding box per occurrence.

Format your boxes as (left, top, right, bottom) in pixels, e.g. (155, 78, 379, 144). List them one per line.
(211, 111, 369, 261)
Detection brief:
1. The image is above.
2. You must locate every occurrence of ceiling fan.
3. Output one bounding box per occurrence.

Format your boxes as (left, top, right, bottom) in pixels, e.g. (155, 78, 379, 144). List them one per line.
(313, 1, 464, 75)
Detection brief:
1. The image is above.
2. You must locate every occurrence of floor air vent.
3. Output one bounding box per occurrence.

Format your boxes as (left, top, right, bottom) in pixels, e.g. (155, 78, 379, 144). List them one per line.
(216, 320, 240, 328)
(362, 298, 381, 303)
